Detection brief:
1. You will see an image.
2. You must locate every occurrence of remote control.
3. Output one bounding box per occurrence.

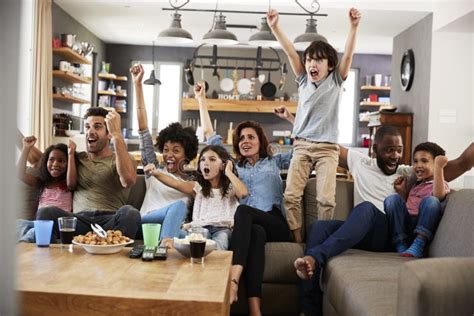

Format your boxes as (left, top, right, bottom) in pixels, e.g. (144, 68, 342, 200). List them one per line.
(154, 246, 168, 260)
(128, 244, 144, 259)
(142, 246, 155, 261)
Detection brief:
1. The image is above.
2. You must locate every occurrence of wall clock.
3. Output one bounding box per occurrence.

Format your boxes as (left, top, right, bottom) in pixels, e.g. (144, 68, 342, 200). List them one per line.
(400, 49, 415, 91)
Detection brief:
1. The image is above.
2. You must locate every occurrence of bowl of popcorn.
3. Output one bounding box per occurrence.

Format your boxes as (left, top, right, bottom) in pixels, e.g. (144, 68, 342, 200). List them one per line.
(173, 235, 217, 258)
(72, 230, 133, 254)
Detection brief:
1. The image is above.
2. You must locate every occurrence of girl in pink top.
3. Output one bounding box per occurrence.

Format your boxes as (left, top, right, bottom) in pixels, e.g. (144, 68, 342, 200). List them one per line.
(384, 142, 449, 258)
(19, 136, 77, 213)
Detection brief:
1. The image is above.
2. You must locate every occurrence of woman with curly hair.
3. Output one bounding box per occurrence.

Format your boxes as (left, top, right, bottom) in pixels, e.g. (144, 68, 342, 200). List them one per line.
(131, 64, 199, 246)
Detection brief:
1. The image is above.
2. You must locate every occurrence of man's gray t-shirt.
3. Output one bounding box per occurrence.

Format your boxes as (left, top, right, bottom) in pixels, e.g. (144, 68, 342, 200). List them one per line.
(292, 70, 344, 143)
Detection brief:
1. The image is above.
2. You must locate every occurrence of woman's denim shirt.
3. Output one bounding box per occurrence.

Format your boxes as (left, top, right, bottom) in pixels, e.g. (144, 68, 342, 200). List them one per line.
(208, 135, 292, 215)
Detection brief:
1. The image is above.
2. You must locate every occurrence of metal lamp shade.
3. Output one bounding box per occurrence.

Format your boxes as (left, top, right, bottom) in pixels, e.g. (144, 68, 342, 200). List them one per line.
(202, 14, 238, 45)
(294, 17, 327, 51)
(144, 70, 161, 85)
(157, 13, 193, 45)
(248, 17, 279, 48)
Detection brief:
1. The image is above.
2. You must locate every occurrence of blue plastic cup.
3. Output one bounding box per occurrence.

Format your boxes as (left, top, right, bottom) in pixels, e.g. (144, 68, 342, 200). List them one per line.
(34, 220, 54, 247)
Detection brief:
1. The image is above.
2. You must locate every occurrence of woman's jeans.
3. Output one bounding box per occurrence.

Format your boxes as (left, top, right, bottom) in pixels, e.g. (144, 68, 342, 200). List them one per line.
(141, 200, 187, 239)
(384, 194, 442, 243)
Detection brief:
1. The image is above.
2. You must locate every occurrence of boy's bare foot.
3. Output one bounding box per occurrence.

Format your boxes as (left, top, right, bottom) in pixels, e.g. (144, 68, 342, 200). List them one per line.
(229, 279, 239, 304)
(294, 256, 316, 280)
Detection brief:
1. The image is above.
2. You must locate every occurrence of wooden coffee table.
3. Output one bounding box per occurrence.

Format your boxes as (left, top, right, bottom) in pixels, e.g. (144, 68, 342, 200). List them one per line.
(16, 243, 232, 315)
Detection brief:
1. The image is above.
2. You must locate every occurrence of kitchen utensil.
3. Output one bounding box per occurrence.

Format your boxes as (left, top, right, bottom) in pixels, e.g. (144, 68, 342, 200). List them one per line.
(237, 68, 252, 95)
(220, 68, 233, 92)
(184, 61, 194, 86)
(72, 42, 82, 55)
(261, 70, 277, 99)
(80, 42, 94, 56)
(232, 68, 239, 96)
(199, 62, 209, 92)
(90, 223, 107, 239)
(279, 63, 287, 91)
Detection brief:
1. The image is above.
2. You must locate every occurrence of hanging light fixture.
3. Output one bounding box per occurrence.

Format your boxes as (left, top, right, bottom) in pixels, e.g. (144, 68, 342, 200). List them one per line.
(294, 16, 327, 50)
(157, 12, 193, 45)
(248, 17, 279, 48)
(144, 41, 161, 85)
(202, 13, 238, 46)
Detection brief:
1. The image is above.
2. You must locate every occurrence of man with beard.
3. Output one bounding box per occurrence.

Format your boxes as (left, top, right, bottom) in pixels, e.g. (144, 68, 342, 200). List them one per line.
(36, 107, 140, 239)
(293, 126, 473, 315)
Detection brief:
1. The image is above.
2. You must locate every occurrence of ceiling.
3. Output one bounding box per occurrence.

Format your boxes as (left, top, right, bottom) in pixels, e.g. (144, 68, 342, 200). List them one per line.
(54, 0, 442, 55)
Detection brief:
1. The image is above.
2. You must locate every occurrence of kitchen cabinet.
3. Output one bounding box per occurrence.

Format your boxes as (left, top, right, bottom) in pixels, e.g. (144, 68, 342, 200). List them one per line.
(368, 112, 413, 165)
(181, 98, 297, 113)
(52, 46, 92, 136)
(97, 72, 128, 115)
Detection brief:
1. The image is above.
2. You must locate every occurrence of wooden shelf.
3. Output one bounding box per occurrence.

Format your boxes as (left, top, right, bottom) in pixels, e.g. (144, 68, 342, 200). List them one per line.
(360, 101, 392, 107)
(98, 90, 127, 97)
(53, 70, 91, 84)
(53, 47, 91, 64)
(182, 98, 297, 113)
(361, 85, 390, 91)
(98, 73, 128, 81)
(53, 94, 90, 104)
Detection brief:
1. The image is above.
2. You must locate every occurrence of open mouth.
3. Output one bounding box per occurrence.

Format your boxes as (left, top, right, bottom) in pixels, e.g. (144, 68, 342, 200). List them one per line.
(386, 161, 398, 171)
(202, 167, 210, 175)
(415, 169, 425, 177)
(166, 160, 176, 170)
(241, 145, 252, 152)
(87, 138, 97, 146)
(309, 69, 319, 78)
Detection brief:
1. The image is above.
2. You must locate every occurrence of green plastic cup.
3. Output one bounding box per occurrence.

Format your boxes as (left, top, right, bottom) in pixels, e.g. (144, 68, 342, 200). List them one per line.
(142, 223, 161, 248)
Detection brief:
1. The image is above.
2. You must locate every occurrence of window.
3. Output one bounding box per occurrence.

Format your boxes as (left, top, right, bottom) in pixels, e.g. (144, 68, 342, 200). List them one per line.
(338, 69, 358, 145)
(130, 62, 183, 136)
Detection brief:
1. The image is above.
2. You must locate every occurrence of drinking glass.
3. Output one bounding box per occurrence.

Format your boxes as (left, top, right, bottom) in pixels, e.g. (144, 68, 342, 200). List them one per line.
(189, 227, 209, 264)
(33, 220, 54, 247)
(142, 223, 161, 248)
(58, 217, 77, 247)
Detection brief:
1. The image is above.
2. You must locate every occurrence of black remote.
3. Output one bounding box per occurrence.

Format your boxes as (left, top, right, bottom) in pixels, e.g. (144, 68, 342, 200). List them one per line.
(142, 246, 155, 261)
(154, 246, 168, 260)
(128, 244, 144, 258)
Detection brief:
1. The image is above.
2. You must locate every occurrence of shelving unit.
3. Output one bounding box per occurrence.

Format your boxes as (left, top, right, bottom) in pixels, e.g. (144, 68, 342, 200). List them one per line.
(358, 85, 391, 147)
(53, 94, 89, 104)
(97, 72, 128, 114)
(182, 98, 297, 113)
(98, 90, 127, 97)
(98, 73, 128, 81)
(360, 85, 390, 91)
(52, 46, 92, 137)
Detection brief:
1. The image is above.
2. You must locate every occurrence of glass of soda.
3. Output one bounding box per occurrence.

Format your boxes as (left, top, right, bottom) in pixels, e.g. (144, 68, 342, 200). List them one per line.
(189, 227, 209, 264)
(58, 217, 77, 248)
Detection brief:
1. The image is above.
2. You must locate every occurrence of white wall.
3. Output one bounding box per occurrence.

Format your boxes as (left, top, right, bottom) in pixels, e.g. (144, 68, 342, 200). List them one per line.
(428, 31, 473, 189)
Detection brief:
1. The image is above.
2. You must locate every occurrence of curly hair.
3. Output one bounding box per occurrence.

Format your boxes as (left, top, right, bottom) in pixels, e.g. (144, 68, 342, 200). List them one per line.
(303, 40, 339, 71)
(413, 142, 446, 159)
(232, 120, 271, 165)
(38, 143, 68, 186)
(195, 145, 235, 199)
(155, 122, 198, 161)
(84, 107, 108, 119)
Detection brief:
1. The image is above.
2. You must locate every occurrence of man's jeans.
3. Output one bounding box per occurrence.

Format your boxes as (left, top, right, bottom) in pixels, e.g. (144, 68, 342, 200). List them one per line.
(301, 201, 390, 315)
(141, 200, 188, 239)
(384, 194, 442, 243)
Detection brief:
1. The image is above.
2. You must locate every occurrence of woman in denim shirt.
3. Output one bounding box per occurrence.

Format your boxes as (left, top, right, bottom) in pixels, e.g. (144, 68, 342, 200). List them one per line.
(131, 64, 198, 246)
(196, 83, 292, 315)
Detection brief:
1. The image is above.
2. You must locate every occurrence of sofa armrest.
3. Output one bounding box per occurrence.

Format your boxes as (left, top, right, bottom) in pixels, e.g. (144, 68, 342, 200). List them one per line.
(397, 257, 474, 316)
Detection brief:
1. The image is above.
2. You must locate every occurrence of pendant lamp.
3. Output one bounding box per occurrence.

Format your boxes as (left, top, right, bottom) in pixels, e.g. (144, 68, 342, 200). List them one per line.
(294, 16, 327, 51)
(202, 13, 238, 46)
(248, 17, 279, 48)
(144, 41, 161, 85)
(157, 12, 193, 45)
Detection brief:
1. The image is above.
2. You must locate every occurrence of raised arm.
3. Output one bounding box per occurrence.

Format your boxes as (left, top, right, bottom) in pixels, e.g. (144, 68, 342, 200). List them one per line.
(444, 142, 474, 182)
(195, 82, 214, 140)
(130, 64, 149, 131)
(144, 163, 195, 196)
(433, 155, 448, 200)
(273, 105, 295, 125)
(17, 128, 42, 166)
(338, 8, 361, 80)
(267, 9, 305, 77)
(105, 108, 137, 188)
(66, 139, 77, 190)
(225, 160, 248, 199)
(18, 136, 40, 186)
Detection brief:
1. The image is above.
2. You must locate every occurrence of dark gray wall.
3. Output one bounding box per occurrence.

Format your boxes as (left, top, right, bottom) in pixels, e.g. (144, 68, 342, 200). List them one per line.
(52, 2, 106, 111)
(391, 14, 433, 147)
(107, 43, 391, 142)
(0, 0, 20, 313)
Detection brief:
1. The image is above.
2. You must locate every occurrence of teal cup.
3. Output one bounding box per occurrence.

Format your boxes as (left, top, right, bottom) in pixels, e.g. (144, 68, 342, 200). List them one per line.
(34, 220, 54, 247)
(142, 223, 161, 248)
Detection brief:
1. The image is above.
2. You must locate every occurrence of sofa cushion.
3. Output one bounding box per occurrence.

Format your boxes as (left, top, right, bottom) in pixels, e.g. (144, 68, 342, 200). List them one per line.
(429, 189, 474, 257)
(321, 249, 412, 316)
(127, 175, 146, 210)
(263, 242, 304, 283)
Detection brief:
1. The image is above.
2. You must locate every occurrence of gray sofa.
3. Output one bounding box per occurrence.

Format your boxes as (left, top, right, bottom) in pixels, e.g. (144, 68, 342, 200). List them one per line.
(127, 175, 474, 315)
